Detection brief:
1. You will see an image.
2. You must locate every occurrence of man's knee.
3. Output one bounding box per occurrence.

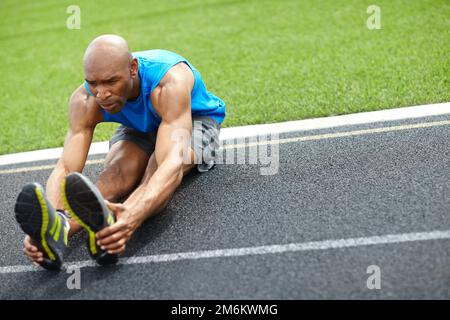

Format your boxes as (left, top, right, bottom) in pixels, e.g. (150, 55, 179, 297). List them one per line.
(106, 157, 144, 183)
(97, 158, 144, 200)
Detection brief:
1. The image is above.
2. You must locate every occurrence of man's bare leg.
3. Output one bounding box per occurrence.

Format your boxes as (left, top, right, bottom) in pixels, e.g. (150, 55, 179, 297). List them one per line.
(123, 147, 197, 216)
(67, 140, 150, 235)
(69, 142, 196, 241)
(96, 140, 150, 201)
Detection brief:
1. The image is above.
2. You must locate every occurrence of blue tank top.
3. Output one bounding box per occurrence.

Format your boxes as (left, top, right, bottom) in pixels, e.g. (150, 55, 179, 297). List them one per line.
(84, 49, 226, 133)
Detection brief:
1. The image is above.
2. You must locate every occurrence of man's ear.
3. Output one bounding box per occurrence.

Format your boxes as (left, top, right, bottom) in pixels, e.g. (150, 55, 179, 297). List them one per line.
(130, 58, 138, 78)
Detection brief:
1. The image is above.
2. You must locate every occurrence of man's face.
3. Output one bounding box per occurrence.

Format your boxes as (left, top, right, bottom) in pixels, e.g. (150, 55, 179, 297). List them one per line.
(84, 58, 137, 114)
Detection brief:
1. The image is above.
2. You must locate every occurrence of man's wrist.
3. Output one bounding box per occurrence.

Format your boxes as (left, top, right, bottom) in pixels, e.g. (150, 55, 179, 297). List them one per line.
(126, 203, 146, 228)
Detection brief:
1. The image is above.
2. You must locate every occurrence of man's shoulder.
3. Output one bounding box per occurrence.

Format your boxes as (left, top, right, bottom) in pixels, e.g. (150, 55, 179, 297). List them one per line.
(158, 62, 193, 87)
(151, 63, 194, 99)
(151, 62, 194, 120)
(68, 85, 102, 129)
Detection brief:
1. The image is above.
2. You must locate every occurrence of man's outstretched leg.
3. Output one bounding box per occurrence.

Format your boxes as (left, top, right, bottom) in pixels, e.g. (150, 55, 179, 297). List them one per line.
(18, 140, 149, 268)
(94, 116, 221, 255)
(62, 140, 150, 264)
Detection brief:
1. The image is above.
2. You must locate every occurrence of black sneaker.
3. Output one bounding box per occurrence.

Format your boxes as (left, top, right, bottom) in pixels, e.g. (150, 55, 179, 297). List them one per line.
(61, 172, 118, 265)
(14, 183, 69, 271)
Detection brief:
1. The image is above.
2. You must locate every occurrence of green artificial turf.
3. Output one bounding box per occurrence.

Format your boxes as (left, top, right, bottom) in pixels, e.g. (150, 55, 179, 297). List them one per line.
(0, 0, 448, 154)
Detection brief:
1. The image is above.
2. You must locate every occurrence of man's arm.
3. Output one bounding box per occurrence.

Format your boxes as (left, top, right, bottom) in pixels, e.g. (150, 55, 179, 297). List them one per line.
(125, 62, 195, 217)
(126, 73, 193, 218)
(46, 85, 101, 210)
(96, 63, 195, 253)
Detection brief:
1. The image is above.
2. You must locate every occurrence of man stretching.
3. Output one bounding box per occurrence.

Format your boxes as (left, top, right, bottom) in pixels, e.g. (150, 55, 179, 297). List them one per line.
(14, 34, 225, 270)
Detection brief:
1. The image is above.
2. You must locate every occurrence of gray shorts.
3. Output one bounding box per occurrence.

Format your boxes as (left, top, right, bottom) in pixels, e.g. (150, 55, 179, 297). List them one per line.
(109, 116, 221, 172)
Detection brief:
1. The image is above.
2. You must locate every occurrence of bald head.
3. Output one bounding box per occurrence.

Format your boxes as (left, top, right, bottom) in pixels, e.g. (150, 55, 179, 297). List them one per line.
(83, 34, 139, 114)
(83, 34, 132, 72)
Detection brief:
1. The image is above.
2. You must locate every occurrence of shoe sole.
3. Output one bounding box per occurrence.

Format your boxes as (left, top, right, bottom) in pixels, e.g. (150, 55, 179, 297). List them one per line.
(15, 184, 61, 270)
(61, 173, 117, 265)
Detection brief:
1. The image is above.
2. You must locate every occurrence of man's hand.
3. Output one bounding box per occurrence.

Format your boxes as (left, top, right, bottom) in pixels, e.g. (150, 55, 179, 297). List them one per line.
(95, 201, 143, 254)
(23, 236, 44, 267)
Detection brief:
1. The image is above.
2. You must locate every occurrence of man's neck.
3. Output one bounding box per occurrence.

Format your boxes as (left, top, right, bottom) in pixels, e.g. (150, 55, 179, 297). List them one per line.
(128, 76, 141, 101)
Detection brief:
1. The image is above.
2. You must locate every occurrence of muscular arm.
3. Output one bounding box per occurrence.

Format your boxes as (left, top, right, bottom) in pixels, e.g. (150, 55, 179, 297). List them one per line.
(123, 64, 194, 221)
(95, 63, 196, 254)
(46, 86, 102, 209)
(22, 85, 102, 264)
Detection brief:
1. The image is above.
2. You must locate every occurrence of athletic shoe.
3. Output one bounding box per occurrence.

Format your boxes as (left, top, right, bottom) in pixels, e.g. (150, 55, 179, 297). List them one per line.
(61, 172, 118, 265)
(14, 183, 69, 270)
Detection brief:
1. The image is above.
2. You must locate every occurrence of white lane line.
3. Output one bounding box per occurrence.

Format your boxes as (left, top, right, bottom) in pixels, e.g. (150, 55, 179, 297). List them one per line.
(1, 102, 449, 166)
(1, 229, 449, 274)
(220, 102, 450, 141)
(1, 119, 449, 175)
(226, 119, 450, 149)
(0, 159, 104, 175)
(0, 142, 109, 167)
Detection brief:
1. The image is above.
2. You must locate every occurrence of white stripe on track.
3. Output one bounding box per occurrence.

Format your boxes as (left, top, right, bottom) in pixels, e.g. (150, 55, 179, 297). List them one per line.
(1, 102, 449, 166)
(2, 119, 450, 175)
(1, 229, 449, 274)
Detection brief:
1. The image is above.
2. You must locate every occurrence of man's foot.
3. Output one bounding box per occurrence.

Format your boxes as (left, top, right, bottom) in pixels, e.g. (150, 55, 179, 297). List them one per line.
(61, 172, 118, 265)
(15, 183, 69, 270)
